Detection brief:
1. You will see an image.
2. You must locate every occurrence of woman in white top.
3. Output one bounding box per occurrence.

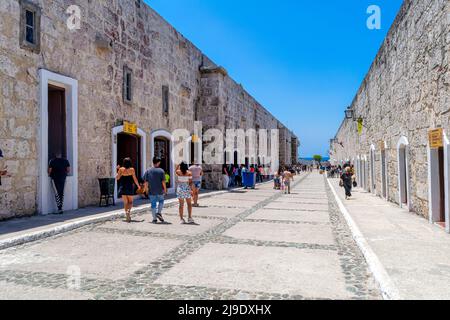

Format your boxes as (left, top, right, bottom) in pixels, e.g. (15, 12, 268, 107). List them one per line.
(176, 162, 194, 224)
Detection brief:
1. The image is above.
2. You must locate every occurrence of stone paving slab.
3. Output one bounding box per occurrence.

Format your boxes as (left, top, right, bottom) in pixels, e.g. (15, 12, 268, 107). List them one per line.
(155, 243, 350, 299)
(198, 199, 261, 208)
(247, 209, 331, 224)
(264, 202, 329, 212)
(0, 281, 93, 300)
(223, 221, 335, 245)
(162, 206, 244, 219)
(210, 194, 271, 201)
(99, 215, 223, 236)
(273, 197, 328, 205)
(0, 231, 182, 281)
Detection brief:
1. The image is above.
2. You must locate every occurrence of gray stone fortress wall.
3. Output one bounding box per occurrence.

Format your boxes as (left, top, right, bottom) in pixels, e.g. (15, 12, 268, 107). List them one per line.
(0, 0, 298, 219)
(331, 0, 449, 220)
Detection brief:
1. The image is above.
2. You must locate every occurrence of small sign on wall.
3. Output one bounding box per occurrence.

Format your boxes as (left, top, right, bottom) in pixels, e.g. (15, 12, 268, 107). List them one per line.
(380, 141, 385, 151)
(124, 121, 137, 135)
(429, 128, 443, 149)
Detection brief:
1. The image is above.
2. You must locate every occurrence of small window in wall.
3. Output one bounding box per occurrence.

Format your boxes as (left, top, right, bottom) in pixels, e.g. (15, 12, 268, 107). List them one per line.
(162, 85, 169, 116)
(19, 0, 41, 53)
(135, 0, 142, 8)
(123, 66, 133, 104)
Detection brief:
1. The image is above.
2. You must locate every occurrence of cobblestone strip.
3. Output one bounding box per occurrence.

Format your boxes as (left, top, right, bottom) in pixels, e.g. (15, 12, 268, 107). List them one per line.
(91, 227, 194, 241)
(209, 235, 337, 251)
(0, 269, 332, 300)
(324, 177, 382, 300)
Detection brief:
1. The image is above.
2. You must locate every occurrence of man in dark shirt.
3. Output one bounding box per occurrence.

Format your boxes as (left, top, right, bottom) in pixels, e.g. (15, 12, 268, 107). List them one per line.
(143, 157, 167, 224)
(48, 153, 70, 214)
(0, 149, 7, 186)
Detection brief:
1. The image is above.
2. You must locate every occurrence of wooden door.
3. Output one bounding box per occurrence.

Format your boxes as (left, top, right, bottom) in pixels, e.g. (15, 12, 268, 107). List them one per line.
(438, 147, 446, 222)
(48, 86, 67, 160)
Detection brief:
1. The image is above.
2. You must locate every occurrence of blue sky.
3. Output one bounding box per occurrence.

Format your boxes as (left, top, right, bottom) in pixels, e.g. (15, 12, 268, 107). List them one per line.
(145, 0, 404, 157)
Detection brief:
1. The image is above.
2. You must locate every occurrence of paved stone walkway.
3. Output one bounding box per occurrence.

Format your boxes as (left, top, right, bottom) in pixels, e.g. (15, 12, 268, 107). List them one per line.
(0, 173, 381, 300)
(329, 178, 450, 300)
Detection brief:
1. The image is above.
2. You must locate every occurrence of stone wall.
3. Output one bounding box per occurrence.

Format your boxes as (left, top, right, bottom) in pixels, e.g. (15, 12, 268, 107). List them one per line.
(331, 0, 450, 219)
(0, 0, 298, 219)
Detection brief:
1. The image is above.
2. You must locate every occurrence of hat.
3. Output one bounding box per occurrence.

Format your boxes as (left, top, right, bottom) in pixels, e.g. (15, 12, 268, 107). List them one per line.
(0, 149, 3, 158)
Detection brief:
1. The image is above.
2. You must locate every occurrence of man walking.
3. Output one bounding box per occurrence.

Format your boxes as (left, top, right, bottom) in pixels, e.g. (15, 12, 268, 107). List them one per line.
(0, 149, 8, 186)
(189, 163, 203, 207)
(48, 153, 70, 214)
(144, 157, 167, 224)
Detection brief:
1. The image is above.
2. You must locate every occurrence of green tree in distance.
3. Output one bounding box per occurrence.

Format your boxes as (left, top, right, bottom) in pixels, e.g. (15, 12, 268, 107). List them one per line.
(313, 155, 323, 165)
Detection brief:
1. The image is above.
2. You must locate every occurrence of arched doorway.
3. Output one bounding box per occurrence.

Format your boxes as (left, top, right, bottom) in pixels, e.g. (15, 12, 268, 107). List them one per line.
(112, 126, 147, 201)
(151, 130, 175, 194)
(397, 137, 410, 210)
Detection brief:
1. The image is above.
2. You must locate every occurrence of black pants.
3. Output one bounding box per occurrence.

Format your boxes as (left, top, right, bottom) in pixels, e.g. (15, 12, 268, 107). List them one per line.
(343, 183, 352, 197)
(52, 178, 66, 210)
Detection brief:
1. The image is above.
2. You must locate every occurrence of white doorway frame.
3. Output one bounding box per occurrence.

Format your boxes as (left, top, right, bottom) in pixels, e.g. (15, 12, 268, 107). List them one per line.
(38, 69, 78, 215)
(397, 136, 411, 211)
(112, 126, 147, 201)
(428, 130, 450, 233)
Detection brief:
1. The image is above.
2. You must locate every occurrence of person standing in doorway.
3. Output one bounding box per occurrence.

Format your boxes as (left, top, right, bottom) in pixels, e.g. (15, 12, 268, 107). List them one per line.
(48, 153, 70, 214)
(176, 162, 194, 224)
(340, 166, 354, 200)
(116, 158, 141, 223)
(0, 149, 8, 186)
(144, 157, 167, 224)
(189, 163, 203, 207)
(222, 164, 229, 190)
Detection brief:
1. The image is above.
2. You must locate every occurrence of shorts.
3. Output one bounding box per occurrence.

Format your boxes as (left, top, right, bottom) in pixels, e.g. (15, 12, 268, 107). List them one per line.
(193, 181, 202, 189)
(177, 184, 192, 199)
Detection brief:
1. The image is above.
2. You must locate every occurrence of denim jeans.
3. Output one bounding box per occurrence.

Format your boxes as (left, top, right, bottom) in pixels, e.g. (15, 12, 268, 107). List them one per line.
(149, 194, 165, 220)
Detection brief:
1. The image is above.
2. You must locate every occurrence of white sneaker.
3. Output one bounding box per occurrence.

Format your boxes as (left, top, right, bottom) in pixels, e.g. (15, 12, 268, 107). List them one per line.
(188, 218, 195, 224)
(180, 218, 186, 224)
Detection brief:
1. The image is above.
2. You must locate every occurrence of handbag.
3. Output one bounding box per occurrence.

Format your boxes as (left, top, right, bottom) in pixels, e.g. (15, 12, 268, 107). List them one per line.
(353, 181, 358, 188)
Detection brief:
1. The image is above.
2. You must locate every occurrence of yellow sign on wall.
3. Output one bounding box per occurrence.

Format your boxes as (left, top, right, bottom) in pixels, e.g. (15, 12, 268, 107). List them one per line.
(123, 121, 137, 135)
(429, 128, 443, 149)
(357, 118, 363, 135)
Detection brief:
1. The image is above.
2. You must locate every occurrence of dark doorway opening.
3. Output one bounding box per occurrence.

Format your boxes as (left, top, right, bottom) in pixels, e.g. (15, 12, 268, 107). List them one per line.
(154, 137, 171, 185)
(117, 132, 141, 180)
(438, 147, 446, 223)
(381, 150, 387, 199)
(48, 85, 67, 160)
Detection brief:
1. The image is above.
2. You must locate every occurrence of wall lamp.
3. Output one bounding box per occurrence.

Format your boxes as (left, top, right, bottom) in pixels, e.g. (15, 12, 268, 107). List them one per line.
(345, 106, 355, 120)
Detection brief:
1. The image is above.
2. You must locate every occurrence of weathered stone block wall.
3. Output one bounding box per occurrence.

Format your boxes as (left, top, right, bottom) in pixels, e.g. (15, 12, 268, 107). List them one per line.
(331, 0, 450, 219)
(0, 0, 298, 217)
